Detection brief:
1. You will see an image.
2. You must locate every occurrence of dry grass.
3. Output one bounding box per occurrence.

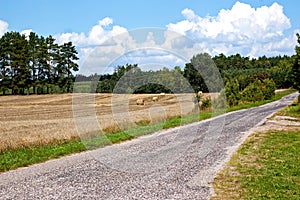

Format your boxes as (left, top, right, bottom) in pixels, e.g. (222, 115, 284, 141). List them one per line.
(0, 93, 213, 151)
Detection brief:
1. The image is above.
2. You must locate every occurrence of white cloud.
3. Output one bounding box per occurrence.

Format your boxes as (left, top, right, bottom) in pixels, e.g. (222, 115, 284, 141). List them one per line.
(55, 17, 128, 46)
(54, 18, 199, 75)
(0, 20, 8, 36)
(167, 2, 294, 57)
(20, 29, 32, 39)
(54, 17, 132, 74)
(74, 29, 193, 75)
(53, 2, 298, 75)
(1, 1, 299, 74)
(99, 17, 113, 26)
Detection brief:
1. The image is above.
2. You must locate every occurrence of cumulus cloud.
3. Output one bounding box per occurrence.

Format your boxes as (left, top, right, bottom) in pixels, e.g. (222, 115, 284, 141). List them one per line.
(169, 2, 290, 41)
(55, 17, 128, 46)
(99, 17, 113, 26)
(0, 20, 9, 36)
(167, 2, 294, 57)
(54, 17, 133, 74)
(55, 18, 199, 75)
(53, 2, 298, 75)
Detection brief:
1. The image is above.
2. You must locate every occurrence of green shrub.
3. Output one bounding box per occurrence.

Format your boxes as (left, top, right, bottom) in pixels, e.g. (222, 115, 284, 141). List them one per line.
(200, 97, 212, 110)
(240, 79, 276, 102)
(261, 79, 276, 99)
(241, 80, 264, 102)
(225, 79, 241, 107)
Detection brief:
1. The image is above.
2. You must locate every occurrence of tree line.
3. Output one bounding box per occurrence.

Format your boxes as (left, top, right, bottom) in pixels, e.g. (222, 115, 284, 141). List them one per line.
(75, 53, 293, 92)
(0, 31, 79, 95)
(74, 47, 300, 107)
(1, 30, 299, 107)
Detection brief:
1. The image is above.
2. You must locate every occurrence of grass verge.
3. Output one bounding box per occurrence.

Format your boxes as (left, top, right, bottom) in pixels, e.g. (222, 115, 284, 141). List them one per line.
(212, 96, 300, 199)
(277, 100, 300, 118)
(0, 90, 297, 173)
(0, 141, 86, 172)
(212, 130, 300, 199)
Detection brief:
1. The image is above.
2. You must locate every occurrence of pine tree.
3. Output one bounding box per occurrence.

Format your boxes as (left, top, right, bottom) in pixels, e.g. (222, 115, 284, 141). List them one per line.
(292, 33, 300, 106)
(45, 35, 59, 93)
(7, 32, 30, 94)
(56, 42, 79, 93)
(0, 33, 11, 94)
(28, 32, 39, 94)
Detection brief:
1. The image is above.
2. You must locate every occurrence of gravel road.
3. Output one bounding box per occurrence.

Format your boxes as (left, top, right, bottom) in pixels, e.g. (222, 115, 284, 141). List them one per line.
(0, 93, 298, 200)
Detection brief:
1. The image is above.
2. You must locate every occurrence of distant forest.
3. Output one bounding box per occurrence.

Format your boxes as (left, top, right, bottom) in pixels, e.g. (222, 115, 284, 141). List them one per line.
(76, 54, 293, 89)
(1, 31, 300, 106)
(73, 53, 296, 106)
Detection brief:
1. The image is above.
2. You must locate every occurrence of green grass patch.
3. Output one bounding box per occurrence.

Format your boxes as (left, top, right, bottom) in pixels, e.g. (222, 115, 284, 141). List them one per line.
(212, 95, 300, 199)
(277, 100, 300, 118)
(240, 131, 300, 199)
(0, 141, 86, 172)
(0, 89, 297, 173)
(213, 130, 300, 200)
(163, 116, 182, 129)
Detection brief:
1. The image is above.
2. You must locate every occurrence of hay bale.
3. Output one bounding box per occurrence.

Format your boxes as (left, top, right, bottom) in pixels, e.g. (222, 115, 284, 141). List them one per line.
(136, 98, 145, 105)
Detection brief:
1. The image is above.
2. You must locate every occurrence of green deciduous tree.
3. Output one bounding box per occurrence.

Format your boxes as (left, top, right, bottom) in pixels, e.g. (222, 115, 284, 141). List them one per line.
(189, 53, 223, 92)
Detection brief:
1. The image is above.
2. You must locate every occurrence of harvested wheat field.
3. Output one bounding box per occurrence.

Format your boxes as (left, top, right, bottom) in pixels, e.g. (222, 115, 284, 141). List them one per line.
(0, 93, 211, 151)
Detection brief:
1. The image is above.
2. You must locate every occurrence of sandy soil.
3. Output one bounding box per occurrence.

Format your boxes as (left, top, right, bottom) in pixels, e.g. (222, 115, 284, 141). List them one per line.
(255, 115, 300, 132)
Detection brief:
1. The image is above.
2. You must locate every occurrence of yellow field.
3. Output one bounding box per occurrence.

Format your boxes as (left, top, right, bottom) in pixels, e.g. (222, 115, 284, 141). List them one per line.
(0, 93, 202, 151)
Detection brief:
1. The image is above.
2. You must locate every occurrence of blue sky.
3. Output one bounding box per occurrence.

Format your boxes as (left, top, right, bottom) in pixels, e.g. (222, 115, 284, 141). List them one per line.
(1, 0, 299, 74)
(1, 0, 299, 35)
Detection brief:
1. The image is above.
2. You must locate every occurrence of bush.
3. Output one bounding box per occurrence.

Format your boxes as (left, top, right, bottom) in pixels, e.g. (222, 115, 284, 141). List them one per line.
(225, 79, 240, 106)
(227, 94, 239, 107)
(241, 79, 276, 102)
(241, 80, 264, 102)
(200, 97, 212, 111)
(261, 79, 276, 99)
